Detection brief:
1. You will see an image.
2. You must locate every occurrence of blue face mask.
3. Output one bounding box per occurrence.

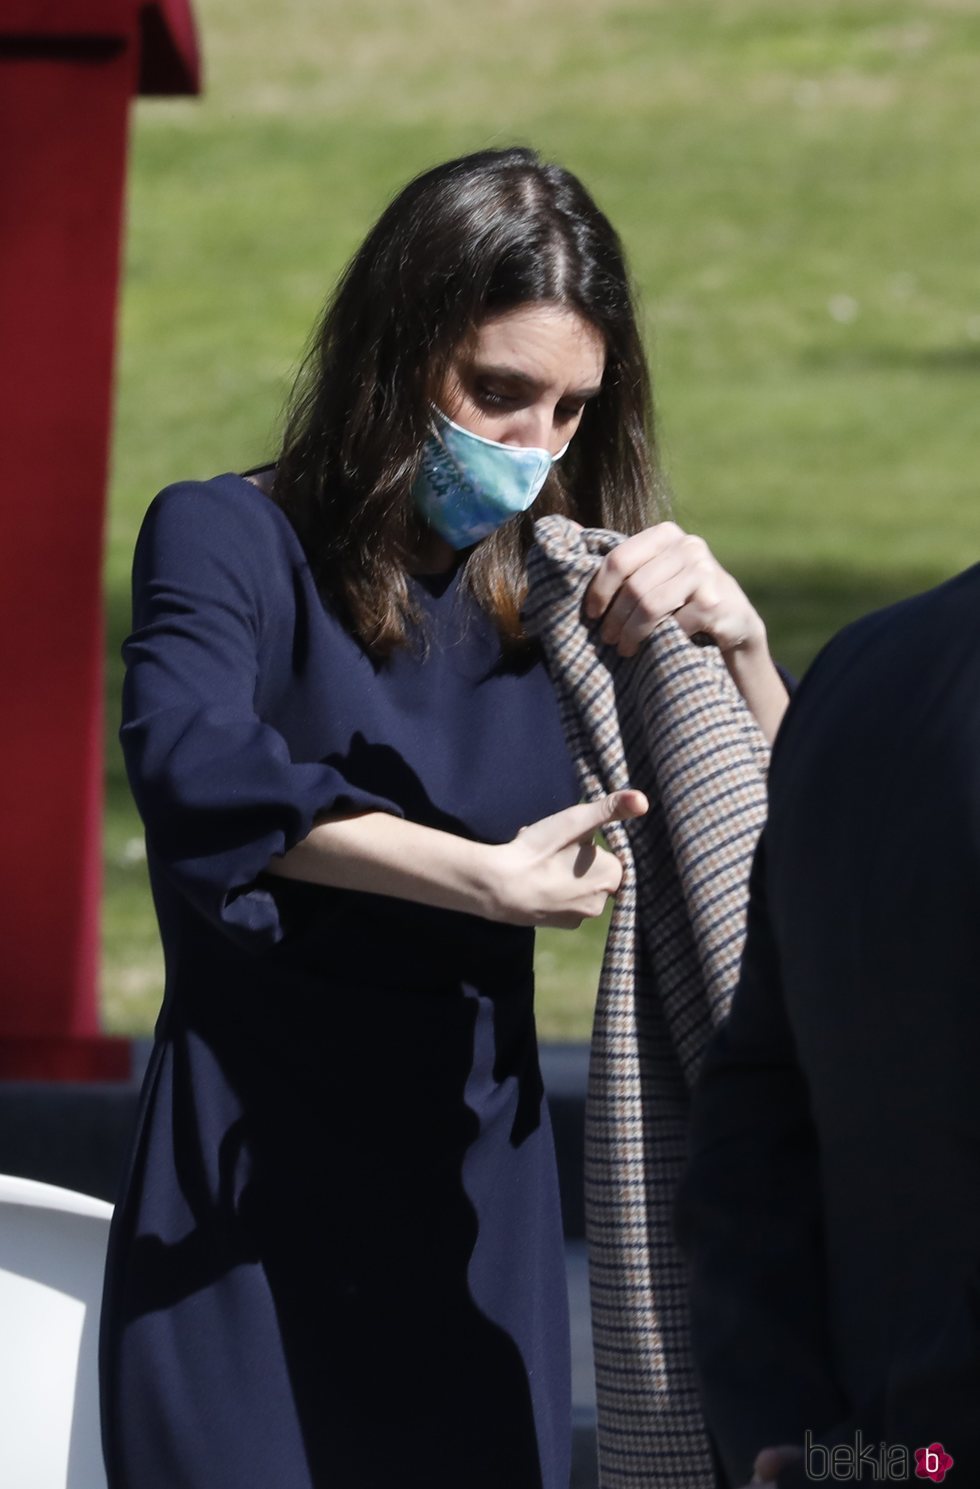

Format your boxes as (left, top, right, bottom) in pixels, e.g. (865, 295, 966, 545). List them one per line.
(412, 405, 569, 550)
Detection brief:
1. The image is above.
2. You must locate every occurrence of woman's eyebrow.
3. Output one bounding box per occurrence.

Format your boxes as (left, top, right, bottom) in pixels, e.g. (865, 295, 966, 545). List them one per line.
(472, 363, 603, 400)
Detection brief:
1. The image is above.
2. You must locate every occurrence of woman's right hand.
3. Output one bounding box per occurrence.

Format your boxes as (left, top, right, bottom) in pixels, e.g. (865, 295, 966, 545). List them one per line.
(482, 789, 649, 929)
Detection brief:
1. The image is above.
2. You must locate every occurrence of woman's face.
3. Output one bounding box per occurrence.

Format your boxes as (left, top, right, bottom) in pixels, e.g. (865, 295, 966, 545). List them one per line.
(434, 303, 606, 458)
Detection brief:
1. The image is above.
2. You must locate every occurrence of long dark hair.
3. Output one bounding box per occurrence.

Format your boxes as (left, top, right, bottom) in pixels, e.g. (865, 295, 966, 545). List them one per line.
(269, 145, 662, 659)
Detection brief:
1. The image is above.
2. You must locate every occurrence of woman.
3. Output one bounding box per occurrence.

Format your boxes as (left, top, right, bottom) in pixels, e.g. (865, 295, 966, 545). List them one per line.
(100, 146, 789, 1489)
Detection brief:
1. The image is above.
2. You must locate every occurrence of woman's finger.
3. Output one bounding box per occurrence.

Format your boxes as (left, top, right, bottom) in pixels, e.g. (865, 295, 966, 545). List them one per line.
(607, 572, 704, 655)
(591, 546, 690, 639)
(583, 522, 686, 619)
(523, 789, 649, 854)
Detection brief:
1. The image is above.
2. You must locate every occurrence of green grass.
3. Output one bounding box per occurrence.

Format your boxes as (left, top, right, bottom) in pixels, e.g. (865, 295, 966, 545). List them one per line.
(102, 0, 980, 1040)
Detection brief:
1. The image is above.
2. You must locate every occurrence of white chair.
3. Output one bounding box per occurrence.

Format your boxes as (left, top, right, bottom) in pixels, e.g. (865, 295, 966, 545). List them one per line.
(0, 1173, 113, 1489)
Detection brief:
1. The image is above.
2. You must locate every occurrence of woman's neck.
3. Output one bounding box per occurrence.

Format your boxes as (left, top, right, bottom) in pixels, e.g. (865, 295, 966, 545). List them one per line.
(407, 530, 460, 575)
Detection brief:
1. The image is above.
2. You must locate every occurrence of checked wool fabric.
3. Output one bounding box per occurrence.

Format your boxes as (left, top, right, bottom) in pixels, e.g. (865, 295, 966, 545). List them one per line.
(523, 515, 772, 1488)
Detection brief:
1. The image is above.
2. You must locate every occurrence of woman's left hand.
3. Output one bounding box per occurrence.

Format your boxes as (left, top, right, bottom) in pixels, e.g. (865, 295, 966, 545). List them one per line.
(582, 520, 763, 659)
(581, 520, 791, 743)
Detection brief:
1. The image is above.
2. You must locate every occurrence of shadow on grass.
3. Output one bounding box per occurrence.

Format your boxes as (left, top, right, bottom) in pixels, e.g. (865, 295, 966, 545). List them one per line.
(732, 560, 959, 681)
(802, 342, 980, 375)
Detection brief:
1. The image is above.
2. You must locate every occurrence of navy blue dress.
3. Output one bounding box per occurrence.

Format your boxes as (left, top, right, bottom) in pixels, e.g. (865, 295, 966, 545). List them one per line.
(99, 473, 582, 1489)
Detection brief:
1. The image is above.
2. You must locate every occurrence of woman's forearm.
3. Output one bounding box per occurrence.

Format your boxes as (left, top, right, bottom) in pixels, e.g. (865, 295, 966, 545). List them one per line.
(263, 808, 498, 916)
(723, 631, 790, 744)
(261, 790, 648, 932)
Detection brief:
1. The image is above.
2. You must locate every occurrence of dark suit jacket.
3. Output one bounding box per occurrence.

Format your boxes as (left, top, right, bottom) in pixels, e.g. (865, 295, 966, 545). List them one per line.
(675, 562, 980, 1488)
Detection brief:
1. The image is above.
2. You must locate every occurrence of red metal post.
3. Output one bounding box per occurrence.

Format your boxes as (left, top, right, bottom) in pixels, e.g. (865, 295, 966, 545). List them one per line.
(0, 1, 200, 1080)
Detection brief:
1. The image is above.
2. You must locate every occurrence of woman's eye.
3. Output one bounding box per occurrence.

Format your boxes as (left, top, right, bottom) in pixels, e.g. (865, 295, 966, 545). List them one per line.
(556, 405, 584, 424)
(476, 387, 517, 409)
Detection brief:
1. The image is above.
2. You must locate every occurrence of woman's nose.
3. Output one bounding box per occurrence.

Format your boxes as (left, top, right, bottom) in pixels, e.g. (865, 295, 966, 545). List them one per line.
(503, 408, 554, 453)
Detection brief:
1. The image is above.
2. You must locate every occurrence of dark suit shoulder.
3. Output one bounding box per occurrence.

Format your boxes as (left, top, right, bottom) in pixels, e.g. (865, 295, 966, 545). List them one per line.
(770, 561, 980, 775)
(834, 560, 980, 655)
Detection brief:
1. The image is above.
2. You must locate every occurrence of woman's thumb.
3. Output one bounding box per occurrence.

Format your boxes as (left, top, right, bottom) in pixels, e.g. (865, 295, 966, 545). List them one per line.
(562, 788, 648, 848)
(606, 788, 649, 823)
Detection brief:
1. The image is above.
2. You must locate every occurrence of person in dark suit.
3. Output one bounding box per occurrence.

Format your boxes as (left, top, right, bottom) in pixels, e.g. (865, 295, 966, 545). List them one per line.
(675, 561, 980, 1489)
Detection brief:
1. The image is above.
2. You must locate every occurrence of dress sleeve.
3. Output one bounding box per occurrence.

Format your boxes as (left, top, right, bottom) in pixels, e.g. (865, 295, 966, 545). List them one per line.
(119, 482, 405, 950)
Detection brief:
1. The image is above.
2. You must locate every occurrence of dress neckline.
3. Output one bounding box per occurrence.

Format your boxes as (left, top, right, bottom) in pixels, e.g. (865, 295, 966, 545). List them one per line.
(408, 562, 463, 600)
(228, 469, 464, 598)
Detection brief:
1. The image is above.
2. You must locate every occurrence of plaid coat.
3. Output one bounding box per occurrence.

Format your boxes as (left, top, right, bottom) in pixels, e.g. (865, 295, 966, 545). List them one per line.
(523, 515, 772, 1488)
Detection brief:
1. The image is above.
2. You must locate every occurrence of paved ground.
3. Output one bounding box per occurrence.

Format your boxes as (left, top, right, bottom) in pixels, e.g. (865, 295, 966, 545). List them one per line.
(567, 1239, 599, 1488)
(567, 1240, 595, 1413)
